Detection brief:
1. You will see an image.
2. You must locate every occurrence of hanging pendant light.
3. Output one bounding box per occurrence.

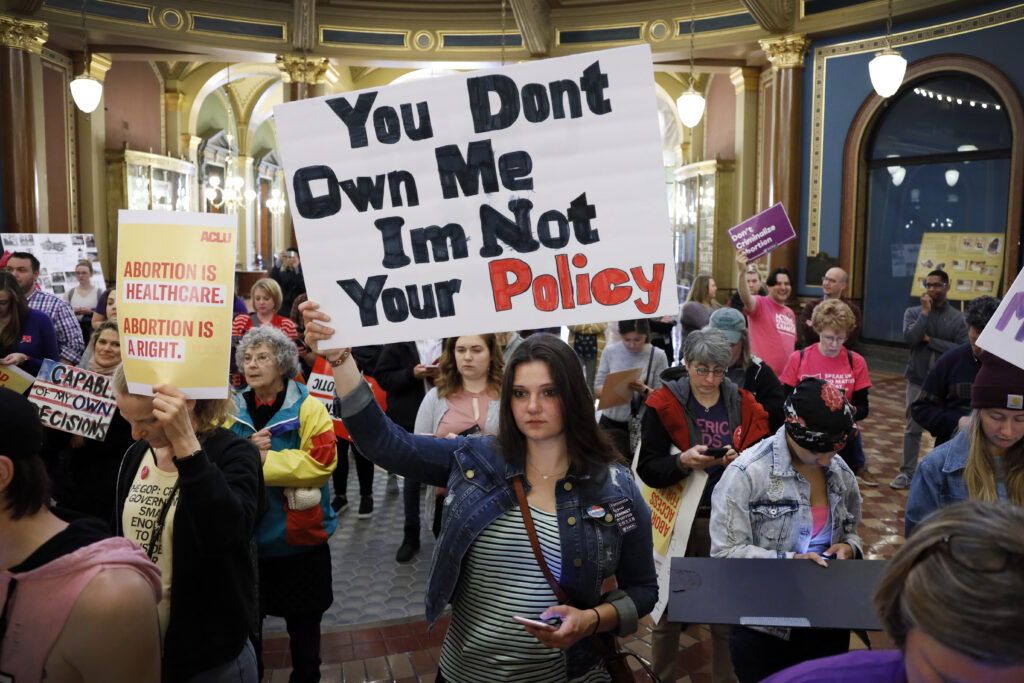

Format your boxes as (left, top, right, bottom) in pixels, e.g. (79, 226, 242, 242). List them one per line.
(869, 0, 906, 98)
(676, 0, 705, 128)
(70, 0, 103, 113)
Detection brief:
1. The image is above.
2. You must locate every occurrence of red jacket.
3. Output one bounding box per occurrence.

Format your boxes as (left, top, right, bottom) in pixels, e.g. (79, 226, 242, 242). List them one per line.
(646, 383, 770, 454)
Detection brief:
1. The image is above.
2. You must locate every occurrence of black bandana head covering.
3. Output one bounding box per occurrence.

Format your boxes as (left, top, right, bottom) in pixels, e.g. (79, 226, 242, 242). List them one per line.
(783, 377, 856, 453)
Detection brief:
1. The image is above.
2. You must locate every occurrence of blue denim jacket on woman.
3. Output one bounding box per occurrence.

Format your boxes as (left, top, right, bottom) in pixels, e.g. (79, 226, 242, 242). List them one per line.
(339, 380, 658, 676)
(709, 426, 863, 560)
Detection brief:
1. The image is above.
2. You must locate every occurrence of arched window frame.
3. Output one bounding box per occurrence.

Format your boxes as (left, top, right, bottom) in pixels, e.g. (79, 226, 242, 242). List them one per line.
(841, 55, 1023, 299)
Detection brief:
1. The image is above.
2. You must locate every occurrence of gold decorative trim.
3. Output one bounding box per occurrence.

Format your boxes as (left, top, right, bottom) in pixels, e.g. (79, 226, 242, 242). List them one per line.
(648, 20, 670, 42)
(186, 12, 287, 43)
(805, 4, 1024, 257)
(671, 10, 759, 39)
(159, 8, 184, 31)
(760, 34, 811, 69)
(0, 14, 48, 54)
(44, 1, 155, 29)
(555, 22, 648, 48)
(318, 25, 410, 51)
(437, 30, 527, 52)
(412, 30, 434, 51)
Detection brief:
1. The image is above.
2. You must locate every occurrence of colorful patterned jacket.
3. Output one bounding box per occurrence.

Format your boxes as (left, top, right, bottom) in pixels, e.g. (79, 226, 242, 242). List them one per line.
(230, 379, 337, 557)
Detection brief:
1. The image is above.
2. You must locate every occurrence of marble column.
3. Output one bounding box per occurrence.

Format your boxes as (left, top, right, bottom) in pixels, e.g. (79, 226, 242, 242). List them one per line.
(759, 34, 810, 280)
(730, 67, 760, 225)
(0, 15, 47, 234)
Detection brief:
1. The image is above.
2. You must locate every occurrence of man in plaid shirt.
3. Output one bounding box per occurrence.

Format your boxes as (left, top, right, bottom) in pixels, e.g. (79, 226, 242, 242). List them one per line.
(7, 252, 85, 365)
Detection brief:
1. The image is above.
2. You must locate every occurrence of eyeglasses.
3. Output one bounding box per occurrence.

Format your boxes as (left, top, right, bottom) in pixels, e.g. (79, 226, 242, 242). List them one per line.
(243, 352, 274, 365)
(917, 534, 1020, 573)
(924, 281, 947, 289)
(690, 366, 726, 377)
(820, 334, 847, 345)
(822, 276, 840, 284)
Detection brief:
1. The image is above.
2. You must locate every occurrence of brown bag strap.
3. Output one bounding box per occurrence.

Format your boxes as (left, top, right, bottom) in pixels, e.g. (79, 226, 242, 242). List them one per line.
(512, 475, 570, 605)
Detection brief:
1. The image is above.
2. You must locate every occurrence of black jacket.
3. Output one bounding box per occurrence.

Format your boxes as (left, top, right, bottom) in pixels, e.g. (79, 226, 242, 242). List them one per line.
(741, 358, 786, 433)
(374, 341, 429, 431)
(115, 428, 263, 682)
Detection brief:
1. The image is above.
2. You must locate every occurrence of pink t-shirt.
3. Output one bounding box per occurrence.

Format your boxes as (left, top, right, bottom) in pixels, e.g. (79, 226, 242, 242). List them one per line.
(746, 295, 797, 375)
(779, 344, 871, 397)
(436, 388, 498, 437)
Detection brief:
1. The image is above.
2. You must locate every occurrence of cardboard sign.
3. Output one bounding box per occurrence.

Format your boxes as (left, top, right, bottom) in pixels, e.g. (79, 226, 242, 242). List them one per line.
(727, 203, 797, 261)
(976, 266, 1024, 372)
(27, 359, 117, 439)
(116, 211, 237, 398)
(0, 364, 34, 394)
(273, 45, 677, 348)
(911, 232, 1004, 301)
(1, 232, 106, 297)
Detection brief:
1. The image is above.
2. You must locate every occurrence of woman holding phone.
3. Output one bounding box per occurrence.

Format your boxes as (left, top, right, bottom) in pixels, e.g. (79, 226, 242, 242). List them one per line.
(636, 328, 770, 683)
(710, 377, 863, 682)
(302, 300, 656, 682)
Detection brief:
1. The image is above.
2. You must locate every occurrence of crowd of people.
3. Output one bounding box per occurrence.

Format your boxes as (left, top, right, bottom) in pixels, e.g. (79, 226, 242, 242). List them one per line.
(2, 244, 1022, 683)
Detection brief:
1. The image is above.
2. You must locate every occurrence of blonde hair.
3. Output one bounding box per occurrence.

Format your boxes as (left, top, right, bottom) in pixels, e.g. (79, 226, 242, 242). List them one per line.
(251, 278, 283, 311)
(964, 410, 1024, 504)
(811, 299, 856, 335)
(112, 365, 235, 443)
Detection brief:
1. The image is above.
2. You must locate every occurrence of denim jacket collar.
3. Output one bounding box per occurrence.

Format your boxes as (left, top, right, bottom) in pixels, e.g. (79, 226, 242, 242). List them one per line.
(940, 430, 970, 474)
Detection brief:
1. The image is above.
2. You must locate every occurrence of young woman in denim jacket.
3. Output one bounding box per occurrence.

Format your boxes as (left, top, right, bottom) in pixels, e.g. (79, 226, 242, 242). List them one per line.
(905, 351, 1024, 538)
(710, 377, 863, 683)
(303, 301, 657, 682)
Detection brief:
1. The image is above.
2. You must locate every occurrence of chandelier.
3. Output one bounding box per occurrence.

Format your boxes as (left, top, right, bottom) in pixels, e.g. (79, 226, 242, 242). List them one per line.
(266, 188, 287, 216)
(204, 151, 257, 213)
(70, 0, 103, 113)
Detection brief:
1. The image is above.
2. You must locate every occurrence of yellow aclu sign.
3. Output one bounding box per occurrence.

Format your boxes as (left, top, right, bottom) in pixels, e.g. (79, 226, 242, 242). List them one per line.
(116, 210, 237, 399)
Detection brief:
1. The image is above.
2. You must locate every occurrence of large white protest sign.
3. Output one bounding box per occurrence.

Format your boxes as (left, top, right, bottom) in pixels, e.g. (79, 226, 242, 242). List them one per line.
(274, 45, 676, 348)
(976, 266, 1024, 371)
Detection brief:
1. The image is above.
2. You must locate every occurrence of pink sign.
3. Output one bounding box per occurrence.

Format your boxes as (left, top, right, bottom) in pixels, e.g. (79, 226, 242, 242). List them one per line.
(727, 202, 797, 261)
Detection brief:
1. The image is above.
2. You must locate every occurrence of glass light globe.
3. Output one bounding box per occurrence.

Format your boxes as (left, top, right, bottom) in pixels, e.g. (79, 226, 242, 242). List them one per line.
(676, 89, 706, 128)
(70, 76, 103, 113)
(869, 50, 907, 98)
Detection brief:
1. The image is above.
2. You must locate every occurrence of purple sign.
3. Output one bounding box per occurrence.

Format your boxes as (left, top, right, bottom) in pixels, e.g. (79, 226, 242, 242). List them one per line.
(727, 202, 796, 261)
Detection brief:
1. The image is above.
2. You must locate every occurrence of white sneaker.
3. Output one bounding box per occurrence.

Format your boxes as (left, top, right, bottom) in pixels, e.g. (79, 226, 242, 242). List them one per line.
(889, 473, 911, 490)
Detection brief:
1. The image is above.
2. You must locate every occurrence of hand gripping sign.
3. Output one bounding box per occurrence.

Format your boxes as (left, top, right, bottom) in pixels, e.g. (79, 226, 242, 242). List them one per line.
(273, 44, 678, 349)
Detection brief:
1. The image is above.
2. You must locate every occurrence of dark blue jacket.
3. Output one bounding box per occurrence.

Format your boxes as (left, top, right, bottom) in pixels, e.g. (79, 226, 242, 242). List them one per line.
(911, 343, 979, 445)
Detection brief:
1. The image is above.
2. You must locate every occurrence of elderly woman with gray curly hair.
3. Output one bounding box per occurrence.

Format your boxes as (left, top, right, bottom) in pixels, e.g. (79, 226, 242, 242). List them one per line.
(228, 325, 338, 683)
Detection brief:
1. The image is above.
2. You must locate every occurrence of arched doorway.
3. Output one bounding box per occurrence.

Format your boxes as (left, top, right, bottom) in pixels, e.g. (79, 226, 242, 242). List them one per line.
(841, 56, 1023, 344)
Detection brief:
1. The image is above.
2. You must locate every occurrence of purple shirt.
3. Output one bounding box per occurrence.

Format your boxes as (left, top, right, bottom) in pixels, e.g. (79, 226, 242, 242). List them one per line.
(15, 308, 60, 378)
(763, 649, 907, 683)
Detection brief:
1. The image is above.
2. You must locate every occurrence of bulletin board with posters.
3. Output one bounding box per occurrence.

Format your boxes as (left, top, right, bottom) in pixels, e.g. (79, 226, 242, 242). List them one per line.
(910, 232, 1004, 301)
(1, 232, 107, 295)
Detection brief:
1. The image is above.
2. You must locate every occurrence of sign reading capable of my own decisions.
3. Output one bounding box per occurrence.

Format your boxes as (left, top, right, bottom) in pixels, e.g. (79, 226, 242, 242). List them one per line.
(273, 45, 677, 348)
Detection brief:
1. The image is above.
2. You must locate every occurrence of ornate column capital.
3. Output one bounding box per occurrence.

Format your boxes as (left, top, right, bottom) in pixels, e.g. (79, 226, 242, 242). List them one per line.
(0, 14, 48, 54)
(729, 67, 761, 92)
(275, 54, 330, 84)
(759, 34, 810, 70)
(164, 91, 185, 111)
(73, 53, 112, 81)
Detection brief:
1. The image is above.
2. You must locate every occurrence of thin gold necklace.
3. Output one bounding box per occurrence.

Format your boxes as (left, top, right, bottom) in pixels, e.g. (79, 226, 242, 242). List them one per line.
(527, 462, 568, 480)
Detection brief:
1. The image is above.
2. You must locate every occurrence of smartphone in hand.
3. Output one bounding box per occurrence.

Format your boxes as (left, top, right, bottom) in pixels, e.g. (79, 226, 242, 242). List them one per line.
(704, 447, 729, 459)
(513, 615, 561, 630)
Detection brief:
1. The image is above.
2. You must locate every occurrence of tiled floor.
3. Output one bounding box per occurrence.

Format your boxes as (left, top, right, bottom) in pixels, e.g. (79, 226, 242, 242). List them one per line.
(261, 368, 921, 683)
